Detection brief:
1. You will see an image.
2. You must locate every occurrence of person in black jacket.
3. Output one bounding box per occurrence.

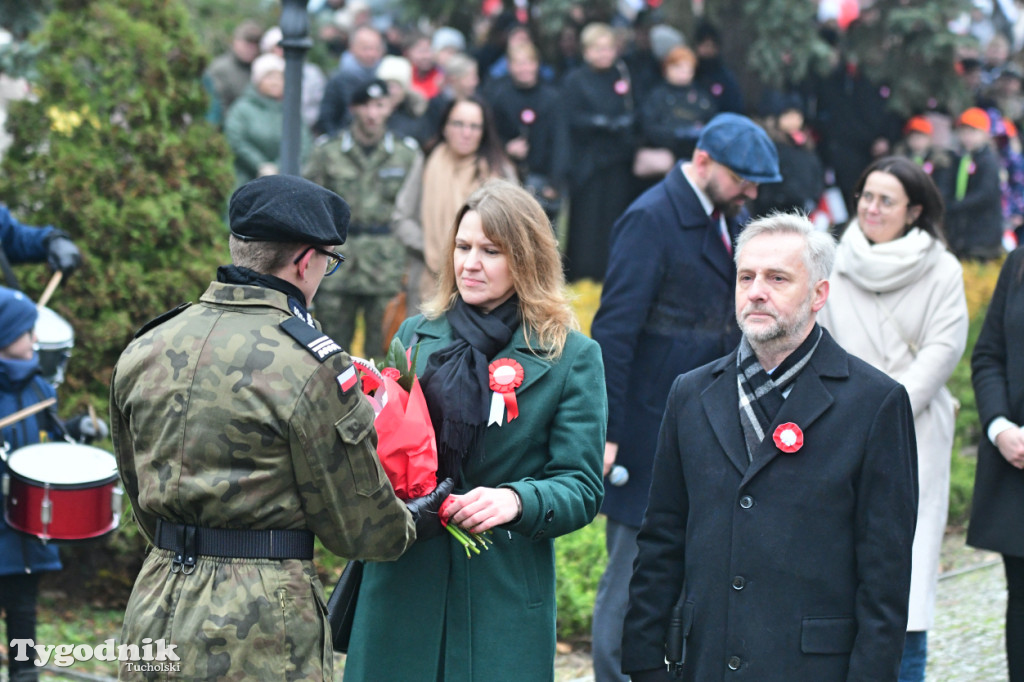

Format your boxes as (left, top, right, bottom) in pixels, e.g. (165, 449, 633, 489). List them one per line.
(639, 46, 716, 164)
(693, 21, 744, 115)
(945, 107, 1005, 261)
(969, 248, 1024, 682)
(483, 41, 568, 222)
(562, 22, 639, 282)
(751, 94, 824, 218)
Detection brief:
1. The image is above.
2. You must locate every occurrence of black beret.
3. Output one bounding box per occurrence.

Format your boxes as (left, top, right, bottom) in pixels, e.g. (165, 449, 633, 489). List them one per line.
(350, 78, 390, 106)
(229, 175, 350, 245)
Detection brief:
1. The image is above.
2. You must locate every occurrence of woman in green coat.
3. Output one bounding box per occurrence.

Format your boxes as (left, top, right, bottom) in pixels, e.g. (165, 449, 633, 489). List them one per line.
(223, 52, 311, 188)
(344, 179, 606, 681)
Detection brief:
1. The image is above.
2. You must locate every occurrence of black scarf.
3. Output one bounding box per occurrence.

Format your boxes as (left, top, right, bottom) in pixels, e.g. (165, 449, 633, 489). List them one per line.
(420, 296, 520, 482)
(737, 325, 822, 461)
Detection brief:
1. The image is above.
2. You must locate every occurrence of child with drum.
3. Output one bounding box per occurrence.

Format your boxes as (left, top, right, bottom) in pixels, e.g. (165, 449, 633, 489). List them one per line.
(0, 286, 104, 681)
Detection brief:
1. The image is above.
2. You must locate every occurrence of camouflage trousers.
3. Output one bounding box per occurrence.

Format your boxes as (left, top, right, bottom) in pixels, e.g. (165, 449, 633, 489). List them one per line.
(119, 549, 331, 681)
(314, 291, 392, 359)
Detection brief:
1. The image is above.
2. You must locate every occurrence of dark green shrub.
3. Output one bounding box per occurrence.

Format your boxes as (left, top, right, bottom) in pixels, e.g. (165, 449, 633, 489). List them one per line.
(0, 0, 234, 418)
(555, 516, 606, 642)
(0, 0, 234, 599)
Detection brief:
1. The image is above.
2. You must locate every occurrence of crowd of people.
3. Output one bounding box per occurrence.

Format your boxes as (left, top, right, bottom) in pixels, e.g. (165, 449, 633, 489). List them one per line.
(192, 6, 1024, 679)
(5, 2, 1024, 682)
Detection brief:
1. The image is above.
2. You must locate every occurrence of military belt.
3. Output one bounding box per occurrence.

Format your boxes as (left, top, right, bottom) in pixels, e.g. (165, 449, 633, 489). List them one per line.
(155, 518, 314, 573)
(347, 222, 390, 236)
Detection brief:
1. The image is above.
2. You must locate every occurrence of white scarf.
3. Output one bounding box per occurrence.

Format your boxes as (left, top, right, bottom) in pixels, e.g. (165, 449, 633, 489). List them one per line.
(835, 220, 945, 293)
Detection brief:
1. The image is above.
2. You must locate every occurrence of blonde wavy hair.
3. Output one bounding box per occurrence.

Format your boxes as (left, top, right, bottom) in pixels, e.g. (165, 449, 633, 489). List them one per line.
(422, 179, 578, 358)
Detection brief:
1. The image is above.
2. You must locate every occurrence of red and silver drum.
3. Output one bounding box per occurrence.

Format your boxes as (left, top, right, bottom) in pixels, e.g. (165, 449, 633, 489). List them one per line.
(3, 442, 121, 542)
(34, 305, 74, 387)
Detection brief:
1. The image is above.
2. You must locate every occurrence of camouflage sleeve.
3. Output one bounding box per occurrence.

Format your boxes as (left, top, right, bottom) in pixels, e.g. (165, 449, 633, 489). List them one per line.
(109, 363, 158, 546)
(302, 144, 328, 186)
(289, 360, 415, 561)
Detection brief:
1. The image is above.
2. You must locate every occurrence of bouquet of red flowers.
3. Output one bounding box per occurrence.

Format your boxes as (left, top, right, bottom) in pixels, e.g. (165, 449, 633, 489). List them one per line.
(352, 339, 490, 557)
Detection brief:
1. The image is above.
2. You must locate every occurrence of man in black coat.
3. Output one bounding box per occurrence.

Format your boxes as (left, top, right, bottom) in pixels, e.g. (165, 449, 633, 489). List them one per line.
(589, 113, 781, 682)
(622, 213, 919, 682)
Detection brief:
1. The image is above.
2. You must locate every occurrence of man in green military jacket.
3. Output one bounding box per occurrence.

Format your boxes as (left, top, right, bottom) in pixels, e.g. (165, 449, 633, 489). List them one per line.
(110, 175, 450, 681)
(304, 78, 423, 358)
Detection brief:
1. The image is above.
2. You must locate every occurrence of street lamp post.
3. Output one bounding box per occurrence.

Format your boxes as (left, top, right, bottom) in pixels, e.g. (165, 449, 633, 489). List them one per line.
(279, 0, 312, 176)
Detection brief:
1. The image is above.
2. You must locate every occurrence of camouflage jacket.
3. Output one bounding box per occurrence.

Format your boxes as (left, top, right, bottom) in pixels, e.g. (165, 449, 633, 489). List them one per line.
(110, 281, 414, 680)
(304, 130, 422, 296)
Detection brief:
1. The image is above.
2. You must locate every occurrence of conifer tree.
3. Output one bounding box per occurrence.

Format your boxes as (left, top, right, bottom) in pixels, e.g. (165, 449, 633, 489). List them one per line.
(0, 0, 233, 410)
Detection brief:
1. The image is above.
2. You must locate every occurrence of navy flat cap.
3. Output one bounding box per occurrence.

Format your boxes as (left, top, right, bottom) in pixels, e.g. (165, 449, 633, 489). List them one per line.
(229, 175, 350, 245)
(697, 113, 783, 184)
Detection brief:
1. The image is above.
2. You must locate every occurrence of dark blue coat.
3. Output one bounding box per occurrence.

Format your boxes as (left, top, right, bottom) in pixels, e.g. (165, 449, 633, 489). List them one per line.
(0, 355, 62, 576)
(591, 166, 742, 527)
(623, 329, 918, 681)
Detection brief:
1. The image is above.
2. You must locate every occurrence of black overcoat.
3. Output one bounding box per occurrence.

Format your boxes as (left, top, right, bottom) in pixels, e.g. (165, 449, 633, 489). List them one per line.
(622, 328, 919, 681)
(968, 246, 1024, 557)
(591, 167, 742, 527)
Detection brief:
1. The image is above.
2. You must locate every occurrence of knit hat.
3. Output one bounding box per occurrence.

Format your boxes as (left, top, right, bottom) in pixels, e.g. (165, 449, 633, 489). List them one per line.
(650, 24, 685, 62)
(376, 55, 413, 90)
(250, 53, 285, 86)
(229, 175, 350, 246)
(957, 107, 991, 132)
(0, 287, 38, 350)
(431, 26, 466, 55)
(260, 26, 283, 54)
(903, 116, 933, 136)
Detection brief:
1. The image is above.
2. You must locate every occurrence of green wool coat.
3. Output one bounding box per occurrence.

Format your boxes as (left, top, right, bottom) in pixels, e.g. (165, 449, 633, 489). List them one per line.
(343, 314, 607, 682)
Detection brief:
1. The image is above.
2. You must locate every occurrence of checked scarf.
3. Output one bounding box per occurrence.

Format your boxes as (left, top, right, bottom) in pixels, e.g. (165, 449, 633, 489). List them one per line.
(737, 325, 823, 461)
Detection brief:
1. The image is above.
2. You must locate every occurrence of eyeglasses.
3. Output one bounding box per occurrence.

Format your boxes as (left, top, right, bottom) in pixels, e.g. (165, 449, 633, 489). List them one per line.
(856, 191, 906, 212)
(293, 246, 345, 276)
(446, 119, 484, 132)
(720, 163, 758, 190)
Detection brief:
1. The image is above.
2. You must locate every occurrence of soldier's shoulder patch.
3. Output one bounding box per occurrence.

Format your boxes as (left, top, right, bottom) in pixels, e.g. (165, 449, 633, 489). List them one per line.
(133, 302, 191, 339)
(281, 316, 344, 362)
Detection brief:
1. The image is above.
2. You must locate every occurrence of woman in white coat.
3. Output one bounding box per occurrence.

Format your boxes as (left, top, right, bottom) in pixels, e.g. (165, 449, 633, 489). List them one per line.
(818, 156, 969, 682)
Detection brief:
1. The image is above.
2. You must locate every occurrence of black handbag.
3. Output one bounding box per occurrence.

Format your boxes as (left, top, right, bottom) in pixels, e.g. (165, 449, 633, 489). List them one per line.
(326, 559, 364, 653)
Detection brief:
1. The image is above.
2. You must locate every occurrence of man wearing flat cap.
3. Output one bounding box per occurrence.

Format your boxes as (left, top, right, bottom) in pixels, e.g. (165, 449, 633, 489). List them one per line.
(590, 112, 782, 682)
(110, 175, 451, 680)
(304, 78, 422, 357)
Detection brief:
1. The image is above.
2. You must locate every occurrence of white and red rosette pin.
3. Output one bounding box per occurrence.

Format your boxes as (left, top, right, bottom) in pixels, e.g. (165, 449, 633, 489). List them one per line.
(772, 422, 804, 454)
(488, 358, 524, 426)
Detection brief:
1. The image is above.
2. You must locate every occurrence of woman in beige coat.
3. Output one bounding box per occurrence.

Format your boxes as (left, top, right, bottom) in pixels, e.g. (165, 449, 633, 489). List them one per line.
(392, 95, 515, 314)
(819, 156, 969, 682)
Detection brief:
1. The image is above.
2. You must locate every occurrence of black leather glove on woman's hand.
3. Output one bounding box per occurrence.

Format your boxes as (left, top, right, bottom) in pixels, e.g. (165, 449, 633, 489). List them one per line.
(405, 477, 454, 542)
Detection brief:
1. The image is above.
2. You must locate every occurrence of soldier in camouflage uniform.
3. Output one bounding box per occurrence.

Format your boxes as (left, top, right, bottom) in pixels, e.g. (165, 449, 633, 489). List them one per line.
(304, 78, 422, 358)
(110, 175, 451, 681)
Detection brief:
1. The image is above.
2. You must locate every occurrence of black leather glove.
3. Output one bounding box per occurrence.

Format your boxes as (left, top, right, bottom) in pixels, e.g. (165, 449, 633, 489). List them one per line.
(63, 413, 109, 444)
(405, 477, 454, 542)
(46, 234, 82, 275)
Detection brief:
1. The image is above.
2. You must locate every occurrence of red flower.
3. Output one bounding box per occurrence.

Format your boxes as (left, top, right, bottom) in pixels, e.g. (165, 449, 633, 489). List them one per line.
(772, 422, 804, 453)
(381, 366, 402, 381)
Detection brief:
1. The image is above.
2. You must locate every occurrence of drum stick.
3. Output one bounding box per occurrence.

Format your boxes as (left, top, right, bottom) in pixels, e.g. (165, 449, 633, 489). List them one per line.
(88, 403, 99, 434)
(0, 397, 56, 431)
(37, 270, 63, 309)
